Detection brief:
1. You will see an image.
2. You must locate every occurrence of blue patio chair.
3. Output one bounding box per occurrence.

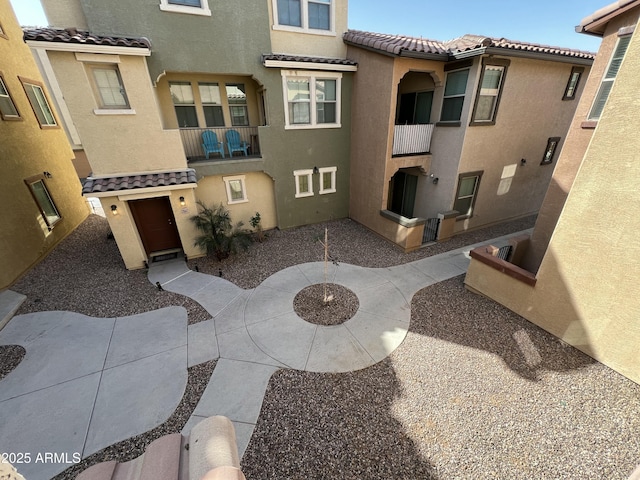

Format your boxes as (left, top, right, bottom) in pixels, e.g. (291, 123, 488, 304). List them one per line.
(225, 129, 249, 157)
(202, 130, 224, 159)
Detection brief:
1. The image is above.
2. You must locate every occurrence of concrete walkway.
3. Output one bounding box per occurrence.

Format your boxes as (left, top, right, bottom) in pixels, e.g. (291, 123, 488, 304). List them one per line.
(0, 231, 525, 480)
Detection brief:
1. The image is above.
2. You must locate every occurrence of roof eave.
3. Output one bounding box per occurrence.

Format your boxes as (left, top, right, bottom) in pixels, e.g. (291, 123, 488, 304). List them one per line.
(577, 0, 640, 37)
(478, 47, 593, 65)
(26, 39, 151, 56)
(398, 50, 449, 61)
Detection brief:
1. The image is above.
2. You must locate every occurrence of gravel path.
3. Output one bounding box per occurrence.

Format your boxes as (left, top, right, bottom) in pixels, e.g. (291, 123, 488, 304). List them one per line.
(7, 213, 639, 478)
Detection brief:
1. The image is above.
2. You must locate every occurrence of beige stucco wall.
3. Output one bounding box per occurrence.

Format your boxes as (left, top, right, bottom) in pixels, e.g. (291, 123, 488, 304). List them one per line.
(523, 7, 640, 271)
(100, 187, 201, 269)
(454, 56, 589, 235)
(43, 50, 186, 176)
(267, 0, 347, 58)
(0, 1, 89, 289)
(465, 20, 640, 385)
(41, 0, 87, 29)
(194, 172, 277, 231)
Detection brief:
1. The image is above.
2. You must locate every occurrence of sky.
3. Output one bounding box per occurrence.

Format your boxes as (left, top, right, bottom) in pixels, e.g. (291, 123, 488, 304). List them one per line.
(11, 0, 607, 52)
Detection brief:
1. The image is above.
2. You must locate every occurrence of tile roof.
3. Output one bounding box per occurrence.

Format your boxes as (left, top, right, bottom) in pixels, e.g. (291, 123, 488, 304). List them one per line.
(344, 30, 595, 61)
(82, 170, 196, 195)
(262, 53, 357, 66)
(23, 27, 151, 49)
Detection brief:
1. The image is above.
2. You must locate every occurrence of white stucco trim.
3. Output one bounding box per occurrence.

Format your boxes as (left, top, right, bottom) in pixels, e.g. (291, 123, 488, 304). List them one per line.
(93, 108, 137, 115)
(159, 0, 211, 16)
(27, 41, 150, 57)
(87, 183, 197, 199)
(264, 59, 356, 71)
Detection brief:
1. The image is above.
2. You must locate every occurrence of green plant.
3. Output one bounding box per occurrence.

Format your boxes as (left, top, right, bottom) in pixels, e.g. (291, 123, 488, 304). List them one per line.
(191, 202, 252, 260)
(250, 212, 265, 242)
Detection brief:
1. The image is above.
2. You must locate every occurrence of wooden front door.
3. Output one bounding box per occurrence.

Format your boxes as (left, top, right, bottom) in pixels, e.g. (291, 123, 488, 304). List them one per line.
(129, 197, 182, 254)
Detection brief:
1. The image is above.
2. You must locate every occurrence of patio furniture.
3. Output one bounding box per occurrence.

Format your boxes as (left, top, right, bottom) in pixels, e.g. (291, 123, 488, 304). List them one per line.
(225, 129, 249, 157)
(202, 131, 224, 159)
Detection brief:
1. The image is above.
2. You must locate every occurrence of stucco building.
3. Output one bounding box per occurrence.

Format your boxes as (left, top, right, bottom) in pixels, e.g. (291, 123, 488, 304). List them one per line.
(345, 31, 593, 250)
(32, 0, 355, 269)
(0, 0, 88, 290)
(465, 0, 640, 384)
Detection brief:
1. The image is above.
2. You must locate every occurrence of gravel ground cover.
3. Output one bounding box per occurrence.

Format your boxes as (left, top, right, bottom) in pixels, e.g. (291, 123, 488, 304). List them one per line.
(10, 212, 639, 478)
(242, 277, 640, 479)
(293, 283, 359, 326)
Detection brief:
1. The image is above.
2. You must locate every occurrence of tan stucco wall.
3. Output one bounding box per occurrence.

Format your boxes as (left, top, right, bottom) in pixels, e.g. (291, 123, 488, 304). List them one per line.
(72, 149, 92, 178)
(0, 1, 89, 289)
(100, 187, 200, 269)
(465, 20, 640, 385)
(195, 172, 277, 231)
(156, 73, 263, 130)
(454, 56, 589, 235)
(523, 7, 640, 271)
(268, 0, 347, 58)
(43, 50, 186, 176)
(41, 0, 87, 29)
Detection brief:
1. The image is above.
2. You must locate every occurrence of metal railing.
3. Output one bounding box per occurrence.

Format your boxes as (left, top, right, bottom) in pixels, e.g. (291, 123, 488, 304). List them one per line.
(178, 126, 260, 160)
(497, 245, 513, 261)
(393, 123, 434, 156)
(422, 217, 440, 243)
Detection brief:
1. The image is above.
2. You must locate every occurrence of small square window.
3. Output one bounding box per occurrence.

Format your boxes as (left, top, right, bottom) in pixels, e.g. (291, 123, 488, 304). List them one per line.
(19, 77, 57, 128)
(294, 169, 314, 198)
(541, 137, 561, 165)
(318, 166, 336, 194)
(25, 175, 61, 229)
(223, 175, 248, 204)
(0, 74, 20, 120)
(563, 67, 584, 100)
(90, 65, 130, 109)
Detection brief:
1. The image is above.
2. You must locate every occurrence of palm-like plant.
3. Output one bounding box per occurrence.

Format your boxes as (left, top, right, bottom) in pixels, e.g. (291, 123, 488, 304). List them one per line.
(191, 202, 252, 260)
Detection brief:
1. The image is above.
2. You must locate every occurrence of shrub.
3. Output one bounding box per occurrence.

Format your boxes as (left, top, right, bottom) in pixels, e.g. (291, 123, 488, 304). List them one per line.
(191, 202, 252, 260)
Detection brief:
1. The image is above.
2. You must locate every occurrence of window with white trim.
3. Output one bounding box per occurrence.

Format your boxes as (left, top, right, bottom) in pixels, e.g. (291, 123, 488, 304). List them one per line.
(588, 35, 631, 121)
(170, 81, 198, 127)
(89, 65, 129, 109)
(0, 74, 20, 120)
(294, 169, 314, 198)
(470, 60, 509, 125)
(223, 175, 248, 204)
(159, 0, 211, 16)
(226, 84, 249, 126)
(440, 68, 469, 123)
(25, 175, 61, 229)
(199, 83, 224, 127)
(563, 67, 584, 100)
(19, 77, 57, 128)
(318, 166, 336, 194)
(274, 0, 333, 33)
(282, 71, 341, 128)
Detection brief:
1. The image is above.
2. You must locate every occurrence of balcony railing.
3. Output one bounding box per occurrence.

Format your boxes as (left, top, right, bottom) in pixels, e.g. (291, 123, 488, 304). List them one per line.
(178, 126, 260, 161)
(392, 124, 434, 156)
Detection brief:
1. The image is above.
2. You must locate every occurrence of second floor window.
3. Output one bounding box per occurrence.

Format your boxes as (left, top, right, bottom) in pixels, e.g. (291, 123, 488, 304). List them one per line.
(471, 62, 508, 124)
(20, 77, 57, 128)
(0, 75, 20, 120)
(91, 66, 129, 109)
(226, 84, 249, 126)
(170, 82, 198, 127)
(588, 34, 631, 121)
(275, 0, 332, 32)
(440, 69, 469, 123)
(283, 71, 341, 128)
(199, 83, 224, 127)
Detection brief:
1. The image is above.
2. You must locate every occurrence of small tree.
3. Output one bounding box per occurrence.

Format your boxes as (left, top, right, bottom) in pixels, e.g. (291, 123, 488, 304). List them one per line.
(250, 211, 265, 242)
(191, 202, 252, 260)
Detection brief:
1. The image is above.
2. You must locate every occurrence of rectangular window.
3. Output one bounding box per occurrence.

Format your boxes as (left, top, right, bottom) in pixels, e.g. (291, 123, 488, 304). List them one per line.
(588, 35, 631, 120)
(199, 83, 224, 127)
(318, 166, 336, 194)
(170, 81, 198, 127)
(283, 71, 341, 128)
(541, 137, 561, 165)
(20, 77, 57, 127)
(274, 0, 332, 32)
(0, 75, 20, 120)
(226, 84, 249, 126)
(223, 175, 248, 204)
(440, 69, 469, 123)
(471, 62, 508, 124)
(454, 172, 482, 219)
(563, 67, 584, 100)
(294, 169, 314, 198)
(91, 66, 129, 108)
(159, 0, 210, 15)
(25, 175, 61, 229)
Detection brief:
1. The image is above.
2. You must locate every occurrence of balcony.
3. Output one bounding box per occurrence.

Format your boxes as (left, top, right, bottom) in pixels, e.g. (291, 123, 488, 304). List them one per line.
(392, 124, 434, 156)
(178, 126, 261, 162)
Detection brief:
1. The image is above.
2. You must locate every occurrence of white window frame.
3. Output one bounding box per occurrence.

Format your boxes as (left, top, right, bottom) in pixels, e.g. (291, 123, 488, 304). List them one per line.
(282, 70, 341, 129)
(223, 175, 248, 204)
(19, 77, 57, 128)
(318, 166, 336, 194)
(272, 0, 335, 36)
(0, 74, 20, 120)
(159, 0, 211, 16)
(294, 169, 314, 198)
(471, 64, 506, 124)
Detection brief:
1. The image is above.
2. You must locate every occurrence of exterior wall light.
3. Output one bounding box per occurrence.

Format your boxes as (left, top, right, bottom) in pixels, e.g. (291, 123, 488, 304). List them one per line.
(43, 171, 53, 178)
(313, 166, 319, 174)
(521, 158, 527, 166)
(111, 205, 118, 215)
(179, 196, 186, 206)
